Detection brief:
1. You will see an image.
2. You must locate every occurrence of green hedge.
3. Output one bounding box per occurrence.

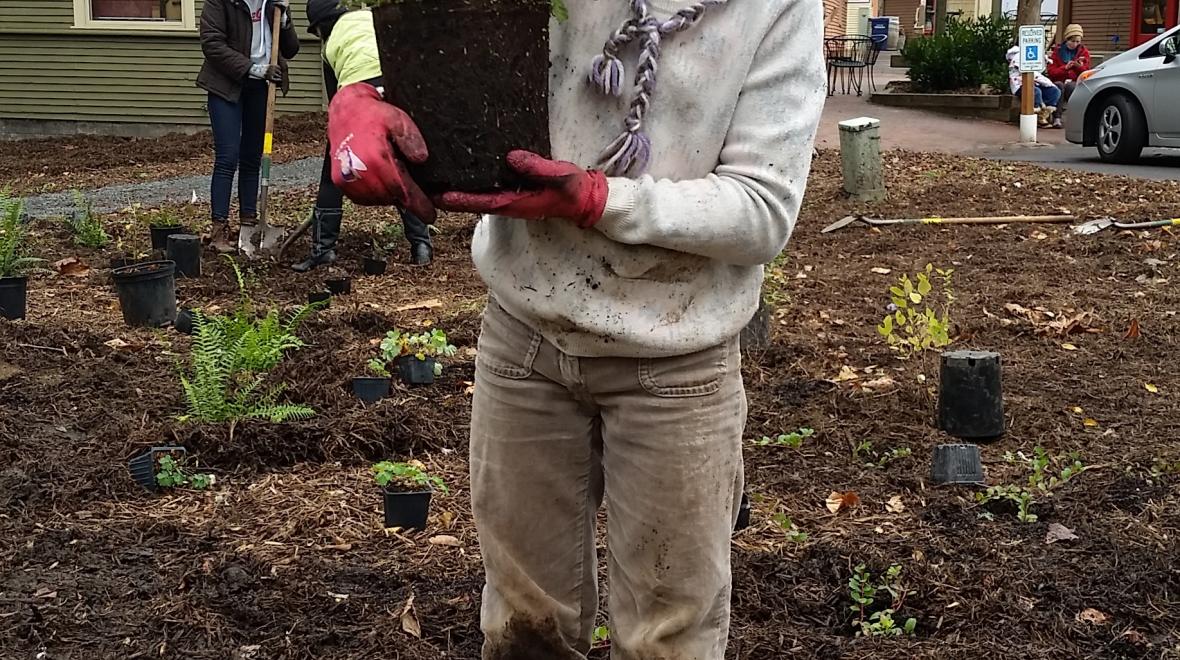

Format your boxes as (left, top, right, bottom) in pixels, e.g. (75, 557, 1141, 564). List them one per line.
(903, 16, 1013, 92)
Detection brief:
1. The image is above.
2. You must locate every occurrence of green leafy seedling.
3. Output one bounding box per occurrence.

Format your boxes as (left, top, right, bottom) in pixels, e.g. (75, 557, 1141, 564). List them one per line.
(372, 460, 448, 494)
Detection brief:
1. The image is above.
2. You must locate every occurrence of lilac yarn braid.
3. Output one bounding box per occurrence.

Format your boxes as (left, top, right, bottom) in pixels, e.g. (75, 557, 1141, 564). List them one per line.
(588, 0, 729, 177)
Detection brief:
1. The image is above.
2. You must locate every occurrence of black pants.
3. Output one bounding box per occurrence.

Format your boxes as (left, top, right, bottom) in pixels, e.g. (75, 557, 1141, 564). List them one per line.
(316, 146, 430, 249)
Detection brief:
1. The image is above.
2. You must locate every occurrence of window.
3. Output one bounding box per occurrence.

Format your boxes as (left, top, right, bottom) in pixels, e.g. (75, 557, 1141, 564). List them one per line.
(73, 0, 196, 30)
(1141, 0, 1169, 35)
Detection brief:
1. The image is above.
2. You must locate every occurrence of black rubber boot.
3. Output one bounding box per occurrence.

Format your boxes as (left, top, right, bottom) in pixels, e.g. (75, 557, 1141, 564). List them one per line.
(403, 208, 433, 266)
(291, 208, 343, 272)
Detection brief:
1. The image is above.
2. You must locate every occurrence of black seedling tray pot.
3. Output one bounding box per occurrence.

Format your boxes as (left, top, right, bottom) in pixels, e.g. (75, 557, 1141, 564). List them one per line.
(309, 290, 331, 307)
(150, 225, 187, 251)
(383, 489, 432, 530)
(353, 376, 391, 404)
(395, 355, 436, 386)
(325, 277, 351, 296)
(128, 446, 187, 492)
(175, 307, 195, 335)
(0, 276, 28, 321)
(938, 350, 1004, 440)
(166, 234, 202, 278)
(363, 257, 388, 276)
(931, 444, 985, 485)
(111, 260, 177, 328)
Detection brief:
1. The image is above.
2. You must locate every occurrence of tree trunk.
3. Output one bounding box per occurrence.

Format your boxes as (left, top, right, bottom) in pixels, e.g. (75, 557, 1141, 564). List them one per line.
(1016, 0, 1042, 27)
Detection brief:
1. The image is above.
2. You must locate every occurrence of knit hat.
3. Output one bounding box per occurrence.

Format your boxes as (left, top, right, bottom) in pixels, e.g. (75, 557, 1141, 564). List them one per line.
(1063, 24, 1084, 41)
(307, 0, 347, 36)
(588, 0, 730, 177)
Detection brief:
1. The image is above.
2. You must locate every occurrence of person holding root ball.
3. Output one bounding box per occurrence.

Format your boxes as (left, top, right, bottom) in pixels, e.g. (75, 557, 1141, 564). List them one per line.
(291, 0, 435, 271)
(329, 1, 825, 657)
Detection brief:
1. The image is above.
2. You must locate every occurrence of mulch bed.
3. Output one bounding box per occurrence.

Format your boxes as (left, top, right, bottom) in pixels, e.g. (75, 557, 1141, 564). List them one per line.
(2, 150, 1179, 659)
(0, 113, 326, 197)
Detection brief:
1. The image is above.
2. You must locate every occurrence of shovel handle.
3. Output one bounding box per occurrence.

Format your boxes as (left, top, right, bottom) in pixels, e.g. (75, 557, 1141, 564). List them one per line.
(909, 215, 1075, 225)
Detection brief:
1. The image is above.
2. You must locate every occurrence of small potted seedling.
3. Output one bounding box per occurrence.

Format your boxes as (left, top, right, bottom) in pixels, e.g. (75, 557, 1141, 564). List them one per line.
(147, 210, 186, 251)
(372, 459, 447, 530)
(377, 328, 457, 386)
(363, 237, 389, 276)
(0, 194, 44, 321)
(353, 358, 393, 404)
(127, 446, 212, 492)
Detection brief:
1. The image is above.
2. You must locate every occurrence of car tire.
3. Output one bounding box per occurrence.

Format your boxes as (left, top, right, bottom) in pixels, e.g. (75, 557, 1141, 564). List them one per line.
(1094, 94, 1146, 164)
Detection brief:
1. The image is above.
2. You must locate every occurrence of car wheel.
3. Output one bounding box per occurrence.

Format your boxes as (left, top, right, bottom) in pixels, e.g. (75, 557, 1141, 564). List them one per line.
(1094, 94, 1146, 164)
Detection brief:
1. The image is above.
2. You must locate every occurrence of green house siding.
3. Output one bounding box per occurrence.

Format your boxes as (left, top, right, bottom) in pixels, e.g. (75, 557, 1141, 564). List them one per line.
(0, 0, 324, 129)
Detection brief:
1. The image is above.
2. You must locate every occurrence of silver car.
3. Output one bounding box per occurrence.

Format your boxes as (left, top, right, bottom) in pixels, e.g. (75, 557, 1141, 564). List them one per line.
(1065, 27, 1180, 163)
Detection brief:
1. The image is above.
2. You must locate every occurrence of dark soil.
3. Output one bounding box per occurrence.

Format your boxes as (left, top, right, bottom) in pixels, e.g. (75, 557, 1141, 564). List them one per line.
(373, 0, 552, 193)
(3, 151, 1180, 658)
(0, 112, 326, 196)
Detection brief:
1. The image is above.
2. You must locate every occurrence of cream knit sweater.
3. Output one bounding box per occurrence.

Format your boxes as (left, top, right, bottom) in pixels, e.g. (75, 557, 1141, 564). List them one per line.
(471, 0, 825, 358)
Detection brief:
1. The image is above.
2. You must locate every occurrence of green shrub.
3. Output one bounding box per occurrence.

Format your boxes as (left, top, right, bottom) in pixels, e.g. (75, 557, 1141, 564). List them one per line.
(903, 15, 1012, 92)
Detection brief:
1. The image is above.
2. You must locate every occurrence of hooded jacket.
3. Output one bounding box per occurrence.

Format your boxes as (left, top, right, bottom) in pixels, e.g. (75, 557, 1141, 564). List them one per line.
(197, 0, 300, 102)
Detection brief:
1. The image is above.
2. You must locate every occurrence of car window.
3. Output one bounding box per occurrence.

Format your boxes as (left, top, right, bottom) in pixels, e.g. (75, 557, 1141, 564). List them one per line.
(1140, 27, 1180, 59)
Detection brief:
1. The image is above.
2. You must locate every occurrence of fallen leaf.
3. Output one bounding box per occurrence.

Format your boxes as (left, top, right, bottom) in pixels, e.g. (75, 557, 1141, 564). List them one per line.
(1145, 383, 1159, 394)
(394, 299, 443, 312)
(54, 257, 89, 277)
(832, 366, 860, 383)
(886, 495, 905, 513)
(1045, 523, 1079, 544)
(428, 535, 462, 547)
(1083, 418, 1099, 427)
(825, 491, 860, 514)
(870, 267, 892, 275)
(1125, 318, 1141, 339)
(860, 376, 897, 392)
(1071, 406, 1084, 414)
(104, 339, 128, 349)
(1031, 230, 1048, 240)
(1076, 608, 1108, 625)
(399, 595, 422, 638)
(1061, 343, 1078, 351)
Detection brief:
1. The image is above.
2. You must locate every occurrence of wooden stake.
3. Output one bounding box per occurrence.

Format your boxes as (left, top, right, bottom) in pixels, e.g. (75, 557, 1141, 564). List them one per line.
(1021, 72, 1034, 115)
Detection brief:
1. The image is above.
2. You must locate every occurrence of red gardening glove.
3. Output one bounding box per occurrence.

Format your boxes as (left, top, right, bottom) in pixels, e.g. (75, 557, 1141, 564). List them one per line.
(437, 151, 609, 228)
(328, 83, 435, 223)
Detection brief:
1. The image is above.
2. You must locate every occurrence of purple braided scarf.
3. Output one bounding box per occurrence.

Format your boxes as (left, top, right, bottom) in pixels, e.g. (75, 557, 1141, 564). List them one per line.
(589, 0, 729, 177)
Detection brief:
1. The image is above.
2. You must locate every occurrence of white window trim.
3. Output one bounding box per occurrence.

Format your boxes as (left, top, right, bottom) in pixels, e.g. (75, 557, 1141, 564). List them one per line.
(72, 0, 197, 31)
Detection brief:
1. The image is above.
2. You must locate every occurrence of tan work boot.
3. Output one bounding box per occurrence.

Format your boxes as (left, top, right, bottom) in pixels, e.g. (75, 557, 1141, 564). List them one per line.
(208, 221, 236, 254)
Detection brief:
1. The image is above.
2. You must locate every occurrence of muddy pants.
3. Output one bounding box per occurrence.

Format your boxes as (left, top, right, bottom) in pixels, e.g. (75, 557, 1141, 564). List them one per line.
(471, 300, 746, 660)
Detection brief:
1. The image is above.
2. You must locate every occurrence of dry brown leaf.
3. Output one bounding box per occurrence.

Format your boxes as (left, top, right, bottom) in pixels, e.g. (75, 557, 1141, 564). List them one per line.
(832, 366, 859, 383)
(825, 491, 860, 514)
(1076, 608, 1108, 625)
(399, 595, 422, 638)
(860, 376, 897, 392)
(1145, 383, 1159, 394)
(886, 495, 905, 513)
(1125, 318, 1141, 339)
(428, 535, 462, 547)
(1045, 523, 1078, 544)
(1061, 343, 1079, 351)
(394, 299, 443, 312)
(54, 257, 90, 277)
(1083, 418, 1099, 428)
(870, 267, 892, 275)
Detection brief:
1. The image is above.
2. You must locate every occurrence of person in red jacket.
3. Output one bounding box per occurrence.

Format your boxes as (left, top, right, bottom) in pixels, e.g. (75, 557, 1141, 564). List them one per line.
(1046, 24, 1091, 128)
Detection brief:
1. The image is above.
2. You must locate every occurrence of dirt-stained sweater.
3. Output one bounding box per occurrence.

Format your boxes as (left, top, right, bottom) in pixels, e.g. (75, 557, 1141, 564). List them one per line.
(471, 0, 826, 358)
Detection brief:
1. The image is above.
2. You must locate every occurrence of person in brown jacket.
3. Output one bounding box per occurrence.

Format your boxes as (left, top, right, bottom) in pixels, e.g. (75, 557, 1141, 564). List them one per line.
(196, 0, 299, 253)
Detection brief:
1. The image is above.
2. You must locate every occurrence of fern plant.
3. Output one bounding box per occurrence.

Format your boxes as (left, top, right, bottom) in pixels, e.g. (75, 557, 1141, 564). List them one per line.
(178, 257, 318, 438)
(66, 190, 110, 249)
(0, 192, 43, 279)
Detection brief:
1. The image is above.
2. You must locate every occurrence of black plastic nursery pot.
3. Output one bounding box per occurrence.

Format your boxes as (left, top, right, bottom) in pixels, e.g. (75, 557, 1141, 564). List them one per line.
(0, 276, 28, 320)
(150, 225, 187, 251)
(734, 492, 751, 531)
(166, 234, 202, 278)
(372, 0, 552, 194)
(112, 260, 177, 328)
(128, 446, 187, 492)
(363, 257, 387, 276)
(326, 277, 351, 296)
(175, 307, 195, 335)
(938, 350, 1004, 440)
(352, 376, 391, 404)
(931, 444, 985, 485)
(383, 488, 432, 530)
(309, 290, 331, 307)
(395, 355, 436, 386)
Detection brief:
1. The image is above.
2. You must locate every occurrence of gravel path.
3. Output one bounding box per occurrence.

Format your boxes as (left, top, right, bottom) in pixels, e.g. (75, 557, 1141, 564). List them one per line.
(22, 157, 322, 219)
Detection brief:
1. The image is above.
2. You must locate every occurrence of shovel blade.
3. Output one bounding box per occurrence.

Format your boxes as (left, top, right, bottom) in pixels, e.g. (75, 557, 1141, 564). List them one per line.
(1072, 218, 1113, 235)
(259, 224, 289, 253)
(238, 224, 259, 257)
(821, 215, 862, 234)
